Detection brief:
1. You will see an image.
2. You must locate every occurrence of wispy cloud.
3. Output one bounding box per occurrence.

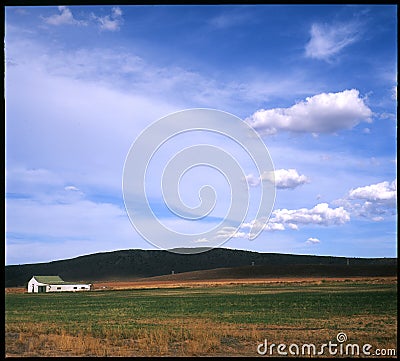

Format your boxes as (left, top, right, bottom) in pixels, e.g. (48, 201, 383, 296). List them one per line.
(305, 21, 361, 61)
(6, 195, 139, 264)
(42, 6, 123, 32)
(209, 10, 252, 29)
(5, 6, 397, 261)
(392, 85, 397, 100)
(91, 7, 124, 32)
(246, 89, 372, 135)
(6, 36, 317, 115)
(43, 6, 87, 26)
(64, 185, 80, 192)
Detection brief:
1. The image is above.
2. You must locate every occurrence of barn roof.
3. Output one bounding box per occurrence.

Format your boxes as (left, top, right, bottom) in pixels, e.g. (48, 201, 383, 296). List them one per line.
(32, 276, 91, 286)
(33, 275, 65, 284)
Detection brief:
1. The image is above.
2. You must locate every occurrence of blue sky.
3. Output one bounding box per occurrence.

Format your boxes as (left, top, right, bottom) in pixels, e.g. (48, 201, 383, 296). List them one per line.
(5, 5, 397, 265)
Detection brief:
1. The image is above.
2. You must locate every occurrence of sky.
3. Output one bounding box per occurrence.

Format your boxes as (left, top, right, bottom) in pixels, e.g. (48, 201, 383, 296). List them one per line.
(5, 5, 397, 265)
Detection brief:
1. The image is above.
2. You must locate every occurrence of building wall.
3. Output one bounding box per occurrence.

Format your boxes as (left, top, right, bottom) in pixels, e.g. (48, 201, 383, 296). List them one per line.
(27, 278, 46, 293)
(47, 284, 91, 292)
(27, 278, 91, 293)
(27, 278, 34, 293)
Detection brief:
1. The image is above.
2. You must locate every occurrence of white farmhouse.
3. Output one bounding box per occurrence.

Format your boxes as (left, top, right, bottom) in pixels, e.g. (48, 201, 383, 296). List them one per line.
(27, 275, 91, 293)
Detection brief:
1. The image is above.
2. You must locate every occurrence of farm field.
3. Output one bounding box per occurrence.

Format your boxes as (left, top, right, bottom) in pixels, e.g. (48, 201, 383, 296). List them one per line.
(5, 279, 397, 357)
(91, 275, 397, 291)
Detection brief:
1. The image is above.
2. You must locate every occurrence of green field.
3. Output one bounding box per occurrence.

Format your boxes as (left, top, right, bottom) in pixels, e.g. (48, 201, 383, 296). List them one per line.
(5, 281, 398, 356)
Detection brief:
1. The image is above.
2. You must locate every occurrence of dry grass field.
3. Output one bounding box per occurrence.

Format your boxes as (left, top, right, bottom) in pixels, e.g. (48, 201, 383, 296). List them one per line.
(92, 275, 397, 290)
(5, 277, 397, 357)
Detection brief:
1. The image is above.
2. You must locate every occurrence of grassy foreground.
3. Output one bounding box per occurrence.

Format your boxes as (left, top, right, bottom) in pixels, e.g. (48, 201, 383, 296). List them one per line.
(5, 280, 397, 357)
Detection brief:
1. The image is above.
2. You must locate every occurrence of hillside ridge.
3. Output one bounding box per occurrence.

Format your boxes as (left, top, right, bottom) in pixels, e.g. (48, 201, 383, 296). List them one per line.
(5, 248, 397, 287)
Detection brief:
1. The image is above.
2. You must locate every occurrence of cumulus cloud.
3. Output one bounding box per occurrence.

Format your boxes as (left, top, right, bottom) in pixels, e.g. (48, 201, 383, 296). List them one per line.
(271, 203, 350, 227)
(43, 6, 86, 26)
(237, 203, 350, 238)
(246, 169, 308, 189)
(246, 89, 372, 135)
(92, 7, 123, 31)
(262, 222, 286, 231)
(306, 237, 320, 244)
(245, 173, 261, 187)
(287, 223, 299, 230)
(334, 179, 397, 221)
(349, 180, 397, 204)
(305, 22, 360, 61)
(263, 169, 309, 189)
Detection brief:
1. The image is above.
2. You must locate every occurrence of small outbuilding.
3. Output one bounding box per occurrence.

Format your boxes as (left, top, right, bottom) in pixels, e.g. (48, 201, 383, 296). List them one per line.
(27, 275, 91, 293)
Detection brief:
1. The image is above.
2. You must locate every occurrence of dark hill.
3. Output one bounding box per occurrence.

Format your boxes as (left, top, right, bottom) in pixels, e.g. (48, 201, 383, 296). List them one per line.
(5, 248, 397, 287)
(142, 264, 397, 282)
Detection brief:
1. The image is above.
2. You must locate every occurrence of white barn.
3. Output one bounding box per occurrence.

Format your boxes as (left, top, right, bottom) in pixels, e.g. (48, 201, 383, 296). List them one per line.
(27, 275, 91, 293)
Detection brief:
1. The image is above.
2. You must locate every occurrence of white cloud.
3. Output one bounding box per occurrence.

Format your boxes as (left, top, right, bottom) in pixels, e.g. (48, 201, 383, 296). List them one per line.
(92, 7, 124, 32)
(64, 185, 80, 192)
(306, 237, 320, 244)
(305, 22, 360, 61)
(215, 227, 248, 240)
(349, 179, 397, 204)
(263, 169, 309, 189)
(5, 10, 397, 262)
(238, 203, 350, 238)
(42, 6, 124, 32)
(112, 7, 122, 18)
(392, 85, 397, 100)
(246, 169, 308, 189)
(334, 179, 397, 221)
(193, 238, 210, 243)
(246, 89, 372, 135)
(263, 222, 285, 231)
(43, 6, 86, 26)
(245, 173, 261, 187)
(271, 203, 350, 227)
